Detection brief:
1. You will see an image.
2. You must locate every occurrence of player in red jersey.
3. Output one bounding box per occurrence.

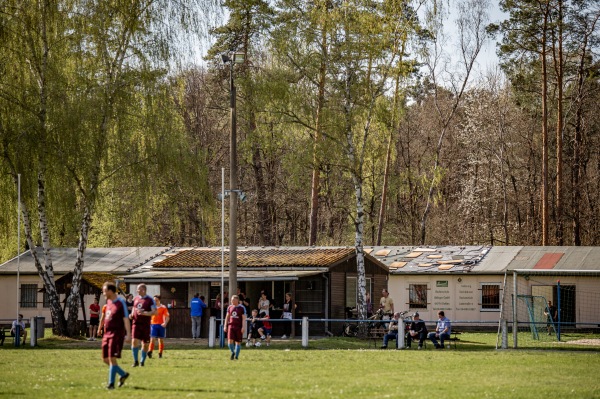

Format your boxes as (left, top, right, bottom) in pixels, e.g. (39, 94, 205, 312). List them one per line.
(130, 283, 157, 367)
(101, 281, 131, 390)
(224, 295, 247, 360)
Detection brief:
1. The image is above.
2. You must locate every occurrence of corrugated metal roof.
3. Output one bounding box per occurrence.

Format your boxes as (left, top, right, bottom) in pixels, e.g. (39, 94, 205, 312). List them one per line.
(151, 247, 356, 269)
(0, 247, 172, 274)
(507, 246, 600, 271)
(123, 270, 324, 282)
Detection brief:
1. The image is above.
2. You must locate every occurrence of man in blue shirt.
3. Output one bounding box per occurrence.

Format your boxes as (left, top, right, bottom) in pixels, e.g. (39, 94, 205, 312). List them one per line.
(190, 293, 207, 340)
(428, 310, 452, 349)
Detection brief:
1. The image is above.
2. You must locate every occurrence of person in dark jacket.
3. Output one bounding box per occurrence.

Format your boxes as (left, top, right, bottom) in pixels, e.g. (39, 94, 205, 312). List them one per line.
(406, 312, 428, 349)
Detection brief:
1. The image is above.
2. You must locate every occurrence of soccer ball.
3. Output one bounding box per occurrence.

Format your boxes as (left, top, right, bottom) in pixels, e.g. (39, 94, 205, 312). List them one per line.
(254, 341, 262, 347)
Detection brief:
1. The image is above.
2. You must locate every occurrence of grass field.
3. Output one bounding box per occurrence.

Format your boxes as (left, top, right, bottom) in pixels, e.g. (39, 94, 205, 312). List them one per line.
(1, 332, 599, 399)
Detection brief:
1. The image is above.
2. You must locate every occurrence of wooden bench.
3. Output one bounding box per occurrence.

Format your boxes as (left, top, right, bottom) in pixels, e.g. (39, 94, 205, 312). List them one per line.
(0, 326, 25, 346)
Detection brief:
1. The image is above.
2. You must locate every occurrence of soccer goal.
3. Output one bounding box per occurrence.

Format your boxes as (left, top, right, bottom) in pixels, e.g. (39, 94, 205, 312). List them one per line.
(497, 269, 600, 349)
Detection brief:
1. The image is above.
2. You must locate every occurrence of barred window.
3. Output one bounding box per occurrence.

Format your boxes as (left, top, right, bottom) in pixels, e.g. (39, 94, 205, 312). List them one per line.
(409, 284, 428, 309)
(481, 283, 501, 310)
(20, 284, 38, 308)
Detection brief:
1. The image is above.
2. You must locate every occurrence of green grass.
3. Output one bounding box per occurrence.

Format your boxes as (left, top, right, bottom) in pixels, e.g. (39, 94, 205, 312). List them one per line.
(1, 332, 599, 399)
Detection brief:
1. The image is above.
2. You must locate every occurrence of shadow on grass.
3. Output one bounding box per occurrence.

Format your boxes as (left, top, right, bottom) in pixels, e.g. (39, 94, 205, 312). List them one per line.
(129, 386, 230, 394)
(20, 333, 600, 353)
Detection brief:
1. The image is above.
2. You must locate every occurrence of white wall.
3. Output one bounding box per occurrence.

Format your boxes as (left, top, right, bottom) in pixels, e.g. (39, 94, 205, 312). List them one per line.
(388, 274, 504, 325)
(0, 275, 106, 323)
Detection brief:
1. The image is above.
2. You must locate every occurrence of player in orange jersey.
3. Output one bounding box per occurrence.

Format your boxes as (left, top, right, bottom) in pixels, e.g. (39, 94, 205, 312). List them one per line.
(148, 295, 170, 359)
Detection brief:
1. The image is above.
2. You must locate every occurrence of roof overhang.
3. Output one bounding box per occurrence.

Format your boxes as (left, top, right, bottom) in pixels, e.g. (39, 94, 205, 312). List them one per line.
(123, 269, 325, 283)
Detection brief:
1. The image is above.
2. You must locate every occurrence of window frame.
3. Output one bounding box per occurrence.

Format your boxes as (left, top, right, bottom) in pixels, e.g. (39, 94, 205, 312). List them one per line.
(480, 282, 501, 311)
(20, 283, 38, 308)
(408, 283, 428, 309)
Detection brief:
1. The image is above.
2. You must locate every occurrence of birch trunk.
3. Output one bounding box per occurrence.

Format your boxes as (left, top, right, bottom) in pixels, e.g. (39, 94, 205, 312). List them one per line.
(309, 29, 328, 246)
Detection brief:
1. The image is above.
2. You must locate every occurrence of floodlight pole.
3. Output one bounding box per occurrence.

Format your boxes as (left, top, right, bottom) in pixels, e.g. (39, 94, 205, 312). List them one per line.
(228, 56, 238, 295)
(16, 174, 21, 323)
(220, 167, 225, 347)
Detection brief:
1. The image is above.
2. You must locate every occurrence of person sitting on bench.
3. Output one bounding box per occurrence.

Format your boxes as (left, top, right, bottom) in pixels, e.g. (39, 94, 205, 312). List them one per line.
(406, 312, 427, 349)
(380, 312, 401, 349)
(11, 314, 27, 345)
(428, 310, 451, 349)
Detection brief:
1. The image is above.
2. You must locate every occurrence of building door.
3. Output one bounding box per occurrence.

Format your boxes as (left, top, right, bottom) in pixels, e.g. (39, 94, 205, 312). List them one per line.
(558, 285, 576, 326)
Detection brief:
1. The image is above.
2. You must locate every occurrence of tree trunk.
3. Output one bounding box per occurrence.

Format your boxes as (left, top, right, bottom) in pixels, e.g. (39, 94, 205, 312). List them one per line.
(309, 11, 329, 246)
(554, 0, 564, 245)
(251, 140, 272, 246)
(67, 206, 92, 336)
(541, 11, 549, 246)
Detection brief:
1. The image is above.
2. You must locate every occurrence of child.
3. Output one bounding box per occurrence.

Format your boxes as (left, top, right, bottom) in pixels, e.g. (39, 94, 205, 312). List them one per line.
(258, 311, 272, 347)
(246, 309, 263, 347)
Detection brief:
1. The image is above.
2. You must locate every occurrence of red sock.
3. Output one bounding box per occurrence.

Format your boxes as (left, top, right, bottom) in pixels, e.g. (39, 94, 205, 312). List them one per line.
(159, 342, 164, 354)
(149, 341, 155, 352)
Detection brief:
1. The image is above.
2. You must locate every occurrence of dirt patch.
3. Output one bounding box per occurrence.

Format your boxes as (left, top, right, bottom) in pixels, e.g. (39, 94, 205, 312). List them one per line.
(561, 338, 600, 346)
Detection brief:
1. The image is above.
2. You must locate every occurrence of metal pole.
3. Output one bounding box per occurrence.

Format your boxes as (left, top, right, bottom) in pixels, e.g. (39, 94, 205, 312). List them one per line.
(556, 280, 561, 341)
(220, 167, 225, 348)
(512, 271, 518, 349)
(16, 174, 21, 347)
(229, 60, 238, 296)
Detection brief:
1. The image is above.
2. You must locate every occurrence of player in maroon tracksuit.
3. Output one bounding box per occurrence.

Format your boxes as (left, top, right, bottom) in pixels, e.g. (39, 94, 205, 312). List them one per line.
(130, 284, 156, 367)
(224, 295, 247, 360)
(102, 281, 131, 389)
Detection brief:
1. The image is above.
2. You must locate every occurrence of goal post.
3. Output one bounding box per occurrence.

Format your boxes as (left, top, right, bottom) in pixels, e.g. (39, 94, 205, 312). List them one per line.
(498, 269, 600, 349)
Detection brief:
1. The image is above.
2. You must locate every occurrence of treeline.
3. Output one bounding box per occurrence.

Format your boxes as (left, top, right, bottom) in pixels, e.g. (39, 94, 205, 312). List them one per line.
(1, 0, 599, 267)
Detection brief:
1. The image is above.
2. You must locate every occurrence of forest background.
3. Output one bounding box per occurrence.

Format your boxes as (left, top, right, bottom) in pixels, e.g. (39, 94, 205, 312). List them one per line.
(0, 1, 599, 283)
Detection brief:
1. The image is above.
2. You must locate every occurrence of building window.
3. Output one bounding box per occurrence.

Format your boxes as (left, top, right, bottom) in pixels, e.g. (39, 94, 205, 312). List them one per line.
(481, 283, 501, 311)
(409, 284, 428, 309)
(20, 284, 38, 308)
(345, 277, 372, 309)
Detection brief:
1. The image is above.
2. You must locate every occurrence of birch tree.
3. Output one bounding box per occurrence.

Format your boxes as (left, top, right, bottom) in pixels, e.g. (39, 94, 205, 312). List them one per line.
(0, 0, 218, 336)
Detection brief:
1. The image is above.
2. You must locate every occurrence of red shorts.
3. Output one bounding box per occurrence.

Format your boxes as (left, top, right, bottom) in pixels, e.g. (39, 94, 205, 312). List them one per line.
(132, 324, 151, 343)
(102, 334, 125, 359)
(227, 327, 243, 343)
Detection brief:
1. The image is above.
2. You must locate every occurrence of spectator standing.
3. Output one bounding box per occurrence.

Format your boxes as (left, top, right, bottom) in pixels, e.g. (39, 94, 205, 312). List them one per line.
(130, 283, 157, 367)
(544, 301, 558, 335)
(190, 293, 207, 340)
(97, 304, 107, 338)
(379, 289, 394, 314)
(101, 281, 131, 390)
(406, 312, 428, 349)
(428, 310, 452, 349)
(258, 291, 270, 316)
(281, 292, 296, 339)
(224, 295, 247, 360)
(380, 312, 401, 349)
(125, 294, 134, 314)
(214, 294, 222, 311)
(11, 314, 27, 345)
(366, 292, 373, 318)
(148, 295, 170, 359)
(89, 297, 100, 341)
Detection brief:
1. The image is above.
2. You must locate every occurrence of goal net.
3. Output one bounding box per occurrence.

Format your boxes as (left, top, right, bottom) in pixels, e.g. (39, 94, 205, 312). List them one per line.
(498, 269, 600, 349)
